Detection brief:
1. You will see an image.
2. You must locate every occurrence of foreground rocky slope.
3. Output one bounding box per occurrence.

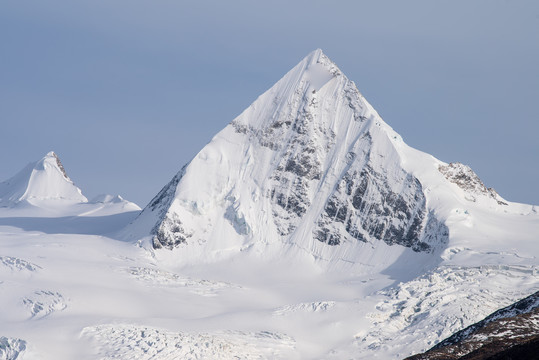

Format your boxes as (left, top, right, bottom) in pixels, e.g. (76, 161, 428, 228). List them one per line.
(407, 290, 539, 359)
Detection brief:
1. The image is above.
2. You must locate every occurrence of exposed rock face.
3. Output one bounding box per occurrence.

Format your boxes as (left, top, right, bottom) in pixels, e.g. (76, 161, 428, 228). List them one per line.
(147, 167, 188, 249)
(50, 151, 69, 180)
(406, 290, 539, 360)
(315, 159, 432, 250)
(153, 213, 193, 250)
(132, 49, 450, 261)
(439, 162, 507, 205)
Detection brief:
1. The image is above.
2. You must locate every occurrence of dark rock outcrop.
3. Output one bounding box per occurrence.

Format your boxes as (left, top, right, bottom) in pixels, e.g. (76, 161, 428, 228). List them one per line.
(406, 290, 539, 360)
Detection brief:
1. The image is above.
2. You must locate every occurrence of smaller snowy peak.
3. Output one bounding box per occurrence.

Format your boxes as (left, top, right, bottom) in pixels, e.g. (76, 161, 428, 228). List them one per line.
(89, 194, 141, 212)
(439, 162, 507, 205)
(0, 151, 87, 206)
(90, 194, 125, 204)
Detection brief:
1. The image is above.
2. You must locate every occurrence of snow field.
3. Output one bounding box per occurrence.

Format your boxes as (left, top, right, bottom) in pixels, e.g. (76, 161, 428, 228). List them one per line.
(0, 50, 538, 359)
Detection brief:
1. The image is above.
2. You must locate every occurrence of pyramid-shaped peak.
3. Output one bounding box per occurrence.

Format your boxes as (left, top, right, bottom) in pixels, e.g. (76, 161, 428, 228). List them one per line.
(130, 49, 450, 262)
(0, 151, 87, 205)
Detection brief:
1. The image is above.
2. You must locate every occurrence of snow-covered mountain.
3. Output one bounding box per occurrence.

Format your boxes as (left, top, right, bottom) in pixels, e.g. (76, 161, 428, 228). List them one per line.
(130, 50, 443, 267)
(0, 51, 537, 360)
(0, 151, 140, 217)
(0, 151, 87, 207)
(129, 49, 536, 273)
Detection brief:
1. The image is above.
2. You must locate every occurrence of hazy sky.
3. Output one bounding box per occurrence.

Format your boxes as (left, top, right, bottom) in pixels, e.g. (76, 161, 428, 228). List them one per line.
(1, 1, 538, 206)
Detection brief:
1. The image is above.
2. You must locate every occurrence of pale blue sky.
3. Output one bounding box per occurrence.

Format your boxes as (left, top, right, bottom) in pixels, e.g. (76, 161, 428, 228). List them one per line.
(1, 1, 538, 206)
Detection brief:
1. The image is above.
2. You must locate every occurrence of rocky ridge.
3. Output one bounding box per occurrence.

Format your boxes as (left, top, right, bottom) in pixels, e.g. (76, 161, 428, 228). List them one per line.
(406, 290, 539, 359)
(439, 162, 507, 205)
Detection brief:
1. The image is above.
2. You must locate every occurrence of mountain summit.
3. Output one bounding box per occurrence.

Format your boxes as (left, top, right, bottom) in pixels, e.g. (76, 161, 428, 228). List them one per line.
(0, 151, 87, 206)
(129, 49, 529, 270)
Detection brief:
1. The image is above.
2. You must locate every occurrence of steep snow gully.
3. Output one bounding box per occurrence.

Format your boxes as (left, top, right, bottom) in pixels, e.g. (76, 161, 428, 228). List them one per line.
(0, 50, 537, 359)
